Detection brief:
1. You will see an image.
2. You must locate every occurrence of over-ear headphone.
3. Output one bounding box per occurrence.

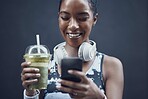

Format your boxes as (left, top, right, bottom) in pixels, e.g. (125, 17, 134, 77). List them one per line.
(53, 40, 97, 65)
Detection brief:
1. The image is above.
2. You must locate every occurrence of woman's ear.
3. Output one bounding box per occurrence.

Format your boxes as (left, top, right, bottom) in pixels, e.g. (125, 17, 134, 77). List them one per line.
(93, 13, 99, 26)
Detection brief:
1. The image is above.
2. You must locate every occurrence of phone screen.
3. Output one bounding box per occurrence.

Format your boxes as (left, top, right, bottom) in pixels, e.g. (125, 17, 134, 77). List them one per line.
(61, 57, 82, 82)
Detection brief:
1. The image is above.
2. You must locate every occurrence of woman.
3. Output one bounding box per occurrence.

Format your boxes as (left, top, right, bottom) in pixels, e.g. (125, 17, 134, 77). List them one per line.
(21, 0, 124, 99)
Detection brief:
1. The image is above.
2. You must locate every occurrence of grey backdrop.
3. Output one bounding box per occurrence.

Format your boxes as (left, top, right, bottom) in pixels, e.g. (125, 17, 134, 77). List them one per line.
(0, 0, 147, 99)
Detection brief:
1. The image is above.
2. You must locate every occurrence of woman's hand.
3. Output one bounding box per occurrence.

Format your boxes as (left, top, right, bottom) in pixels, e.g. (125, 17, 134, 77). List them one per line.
(56, 70, 105, 99)
(21, 62, 40, 96)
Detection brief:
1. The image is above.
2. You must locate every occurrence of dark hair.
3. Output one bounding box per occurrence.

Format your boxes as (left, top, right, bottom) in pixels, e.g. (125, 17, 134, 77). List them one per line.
(59, 0, 99, 16)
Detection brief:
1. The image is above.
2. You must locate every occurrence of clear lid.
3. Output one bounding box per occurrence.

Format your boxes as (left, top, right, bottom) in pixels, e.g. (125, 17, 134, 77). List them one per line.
(25, 45, 50, 55)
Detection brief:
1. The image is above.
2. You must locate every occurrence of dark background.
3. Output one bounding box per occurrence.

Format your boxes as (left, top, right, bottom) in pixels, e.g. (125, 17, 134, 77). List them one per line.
(0, 0, 147, 99)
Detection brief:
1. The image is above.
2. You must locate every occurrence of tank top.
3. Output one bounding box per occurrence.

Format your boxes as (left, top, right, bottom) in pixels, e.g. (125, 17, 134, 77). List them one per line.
(44, 52, 105, 99)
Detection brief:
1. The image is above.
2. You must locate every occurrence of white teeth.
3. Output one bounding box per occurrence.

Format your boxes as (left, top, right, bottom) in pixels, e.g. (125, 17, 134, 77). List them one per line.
(69, 34, 79, 37)
(68, 33, 81, 38)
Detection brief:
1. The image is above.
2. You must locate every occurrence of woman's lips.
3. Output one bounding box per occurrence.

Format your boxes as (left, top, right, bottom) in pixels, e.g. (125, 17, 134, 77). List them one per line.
(67, 33, 83, 38)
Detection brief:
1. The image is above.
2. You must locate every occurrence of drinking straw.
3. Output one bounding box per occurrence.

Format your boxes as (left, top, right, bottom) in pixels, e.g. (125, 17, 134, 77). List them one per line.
(36, 34, 41, 53)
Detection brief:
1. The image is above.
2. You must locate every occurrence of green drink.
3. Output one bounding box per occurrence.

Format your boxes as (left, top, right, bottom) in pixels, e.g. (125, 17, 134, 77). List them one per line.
(24, 44, 50, 90)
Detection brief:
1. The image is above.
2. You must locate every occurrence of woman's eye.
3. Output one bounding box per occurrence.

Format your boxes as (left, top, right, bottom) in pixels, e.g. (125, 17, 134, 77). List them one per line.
(61, 16, 69, 21)
(78, 17, 88, 22)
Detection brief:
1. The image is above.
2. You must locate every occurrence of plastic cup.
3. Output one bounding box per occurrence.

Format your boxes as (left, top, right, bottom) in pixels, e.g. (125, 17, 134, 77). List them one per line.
(24, 45, 50, 90)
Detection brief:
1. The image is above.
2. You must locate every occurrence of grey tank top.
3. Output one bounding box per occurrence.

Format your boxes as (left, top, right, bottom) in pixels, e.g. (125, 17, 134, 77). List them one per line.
(44, 52, 105, 99)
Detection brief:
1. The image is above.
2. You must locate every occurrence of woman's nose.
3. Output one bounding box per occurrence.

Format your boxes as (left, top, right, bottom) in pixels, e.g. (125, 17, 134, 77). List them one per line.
(68, 18, 79, 31)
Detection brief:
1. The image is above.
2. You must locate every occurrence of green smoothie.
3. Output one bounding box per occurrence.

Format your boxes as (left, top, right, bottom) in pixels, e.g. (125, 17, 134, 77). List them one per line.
(24, 54, 50, 90)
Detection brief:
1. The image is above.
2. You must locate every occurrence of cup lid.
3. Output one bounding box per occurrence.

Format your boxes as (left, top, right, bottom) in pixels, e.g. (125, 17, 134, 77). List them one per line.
(25, 45, 49, 55)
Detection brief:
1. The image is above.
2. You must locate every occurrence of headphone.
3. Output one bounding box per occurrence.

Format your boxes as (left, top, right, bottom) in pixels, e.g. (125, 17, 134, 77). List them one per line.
(53, 40, 97, 65)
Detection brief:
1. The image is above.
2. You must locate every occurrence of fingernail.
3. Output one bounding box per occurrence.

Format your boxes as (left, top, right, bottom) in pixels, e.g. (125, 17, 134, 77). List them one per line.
(35, 69, 39, 72)
(57, 79, 62, 82)
(33, 79, 38, 82)
(36, 74, 40, 77)
(68, 70, 73, 73)
(27, 62, 31, 65)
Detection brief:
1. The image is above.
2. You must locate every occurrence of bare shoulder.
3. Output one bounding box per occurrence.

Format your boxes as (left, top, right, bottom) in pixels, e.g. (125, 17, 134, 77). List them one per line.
(103, 54, 123, 68)
(102, 55, 124, 98)
(103, 54, 124, 81)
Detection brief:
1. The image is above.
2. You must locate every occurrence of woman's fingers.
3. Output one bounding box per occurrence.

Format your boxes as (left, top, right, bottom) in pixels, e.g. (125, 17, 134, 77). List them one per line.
(56, 70, 99, 98)
(68, 70, 89, 84)
(21, 61, 41, 90)
(22, 79, 38, 89)
(56, 70, 103, 99)
(21, 73, 40, 81)
(22, 67, 40, 75)
(21, 62, 31, 68)
(56, 80, 88, 98)
(57, 70, 91, 91)
(58, 79, 88, 91)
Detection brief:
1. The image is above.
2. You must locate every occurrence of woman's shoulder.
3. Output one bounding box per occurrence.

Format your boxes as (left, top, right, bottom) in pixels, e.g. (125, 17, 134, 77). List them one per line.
(102, 54, 123, 80)
(103, 54, 122, 67)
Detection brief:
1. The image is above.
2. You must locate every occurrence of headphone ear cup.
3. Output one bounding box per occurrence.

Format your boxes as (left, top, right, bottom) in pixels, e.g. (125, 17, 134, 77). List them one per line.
(54, 47, 64, 65)
(78, 41, 96, 61)
(53, 42, 67, 65)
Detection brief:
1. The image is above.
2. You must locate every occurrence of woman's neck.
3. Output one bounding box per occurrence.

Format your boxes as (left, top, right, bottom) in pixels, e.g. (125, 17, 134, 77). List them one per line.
(64, 44, 79, 57)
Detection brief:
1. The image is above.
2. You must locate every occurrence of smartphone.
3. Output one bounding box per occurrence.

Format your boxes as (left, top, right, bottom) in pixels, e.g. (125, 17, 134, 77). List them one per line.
(61, 57, 82, 83)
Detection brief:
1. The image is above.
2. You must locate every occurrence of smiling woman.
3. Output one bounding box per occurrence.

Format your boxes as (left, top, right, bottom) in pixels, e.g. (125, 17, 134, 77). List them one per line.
(21, 0, 124, 99)
(58, 0, 97, 48)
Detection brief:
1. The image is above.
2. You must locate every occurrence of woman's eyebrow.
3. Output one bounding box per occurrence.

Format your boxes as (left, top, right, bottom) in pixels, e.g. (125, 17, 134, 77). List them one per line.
(77, 12, 89, 16)
(59, 11, 69, 15)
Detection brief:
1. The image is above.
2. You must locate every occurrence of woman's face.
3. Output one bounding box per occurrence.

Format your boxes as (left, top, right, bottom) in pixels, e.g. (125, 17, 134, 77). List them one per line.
(59, 0, 97, 47)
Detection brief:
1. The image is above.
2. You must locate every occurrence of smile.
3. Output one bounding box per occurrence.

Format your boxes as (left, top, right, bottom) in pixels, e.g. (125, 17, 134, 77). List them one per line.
(67, 33, 82, 38)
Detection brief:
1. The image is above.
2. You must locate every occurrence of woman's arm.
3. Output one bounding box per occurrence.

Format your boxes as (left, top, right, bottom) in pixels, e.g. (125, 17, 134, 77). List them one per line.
(103, 55, 124, 99)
